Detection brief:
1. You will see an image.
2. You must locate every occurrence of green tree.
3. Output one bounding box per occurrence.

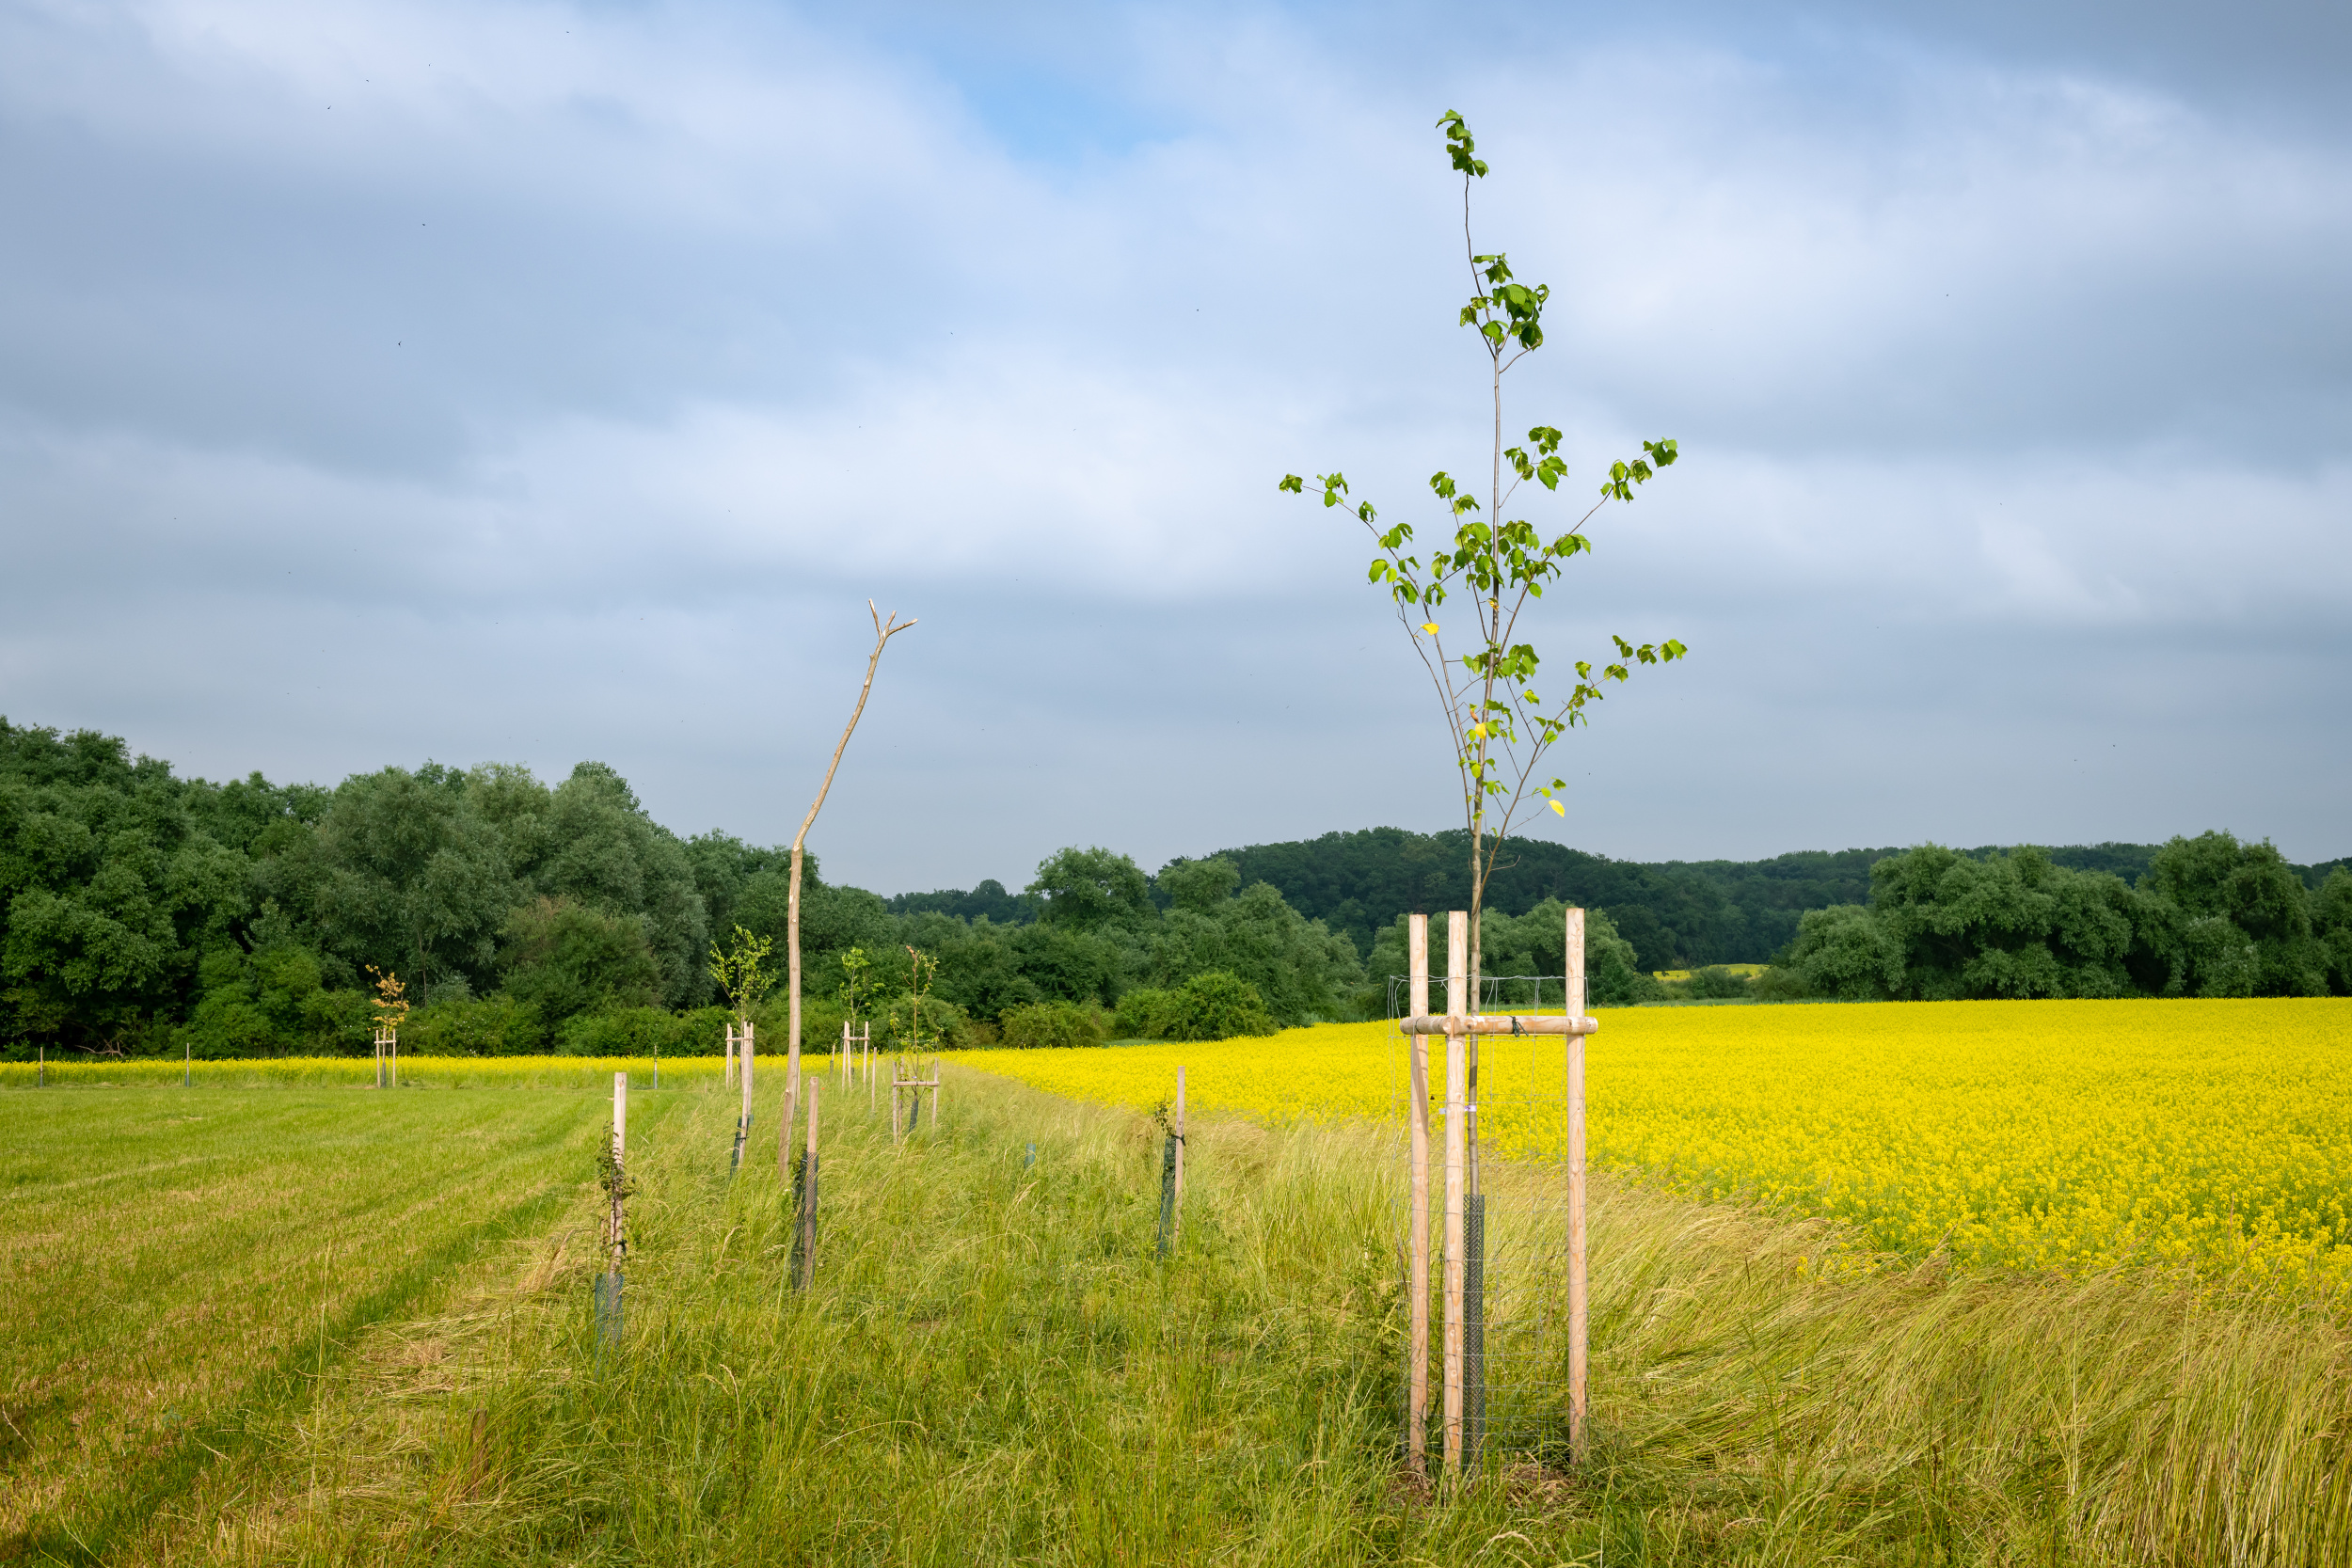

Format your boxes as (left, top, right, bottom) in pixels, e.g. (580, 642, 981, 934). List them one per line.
(1784, 905, 1904, 1001)
(1027, 847, 1154, 931)
(296, 765, 516, 1004)
(0, 724, 247, 1049)
(523, 763, 710, 1008)
(1281, 112, 1685, 984)
(1159, 856, 1241, 914)
(498, 895, 661, 1027)
(2141, 832, 2328, 997)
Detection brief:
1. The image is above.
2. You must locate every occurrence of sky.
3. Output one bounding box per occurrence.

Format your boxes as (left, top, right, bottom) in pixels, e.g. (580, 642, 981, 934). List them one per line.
(3, 0, 2347, 893)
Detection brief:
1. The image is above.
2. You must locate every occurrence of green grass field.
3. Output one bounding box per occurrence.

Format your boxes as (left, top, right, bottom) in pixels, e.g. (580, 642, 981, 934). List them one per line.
(8, 1068, 2351, 1565)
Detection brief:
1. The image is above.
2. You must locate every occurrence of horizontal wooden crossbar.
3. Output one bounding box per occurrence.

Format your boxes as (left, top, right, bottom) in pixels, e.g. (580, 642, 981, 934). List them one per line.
(1395, 1014, 1599, 1037)
(892, 1078, 942, 1088)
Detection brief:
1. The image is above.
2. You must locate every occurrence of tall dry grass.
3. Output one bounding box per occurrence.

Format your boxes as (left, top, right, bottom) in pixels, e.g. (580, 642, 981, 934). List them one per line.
(100, 1067, 2352, 1566)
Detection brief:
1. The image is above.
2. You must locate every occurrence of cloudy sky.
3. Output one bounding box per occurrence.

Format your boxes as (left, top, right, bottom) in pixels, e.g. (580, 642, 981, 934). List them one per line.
(4, 0, 2346, 892)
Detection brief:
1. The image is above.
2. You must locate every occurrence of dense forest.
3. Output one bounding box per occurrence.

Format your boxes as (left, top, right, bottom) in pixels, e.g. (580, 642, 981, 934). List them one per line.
(6, 719, 2345, 1058)
(0, 721, 1362, 1057)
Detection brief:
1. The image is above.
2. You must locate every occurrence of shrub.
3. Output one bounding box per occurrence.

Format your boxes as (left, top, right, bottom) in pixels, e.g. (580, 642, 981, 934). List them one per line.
(998, 1000, 1110, 1050)
(1686, 965, 1755, 1000)
(1163, 972, 1277, 1041)
(1752, 965, 1809, 1002)
(402, 995, 546, 1055)
(1113, 988, 1181, 1039)
(556, 1005, 734, 1058)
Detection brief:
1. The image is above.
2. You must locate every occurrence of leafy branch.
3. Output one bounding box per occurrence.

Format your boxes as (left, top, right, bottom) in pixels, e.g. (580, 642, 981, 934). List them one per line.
(1280, 110, 1688, 980)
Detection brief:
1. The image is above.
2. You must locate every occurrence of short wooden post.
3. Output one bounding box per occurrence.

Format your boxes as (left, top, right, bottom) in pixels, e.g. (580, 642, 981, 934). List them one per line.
(1566, 906, 1590, 1464)
(724, 1024, 736, 1090)
(184, 1038, 190, 1088)
(37, 1046, 43, 1088)
(1171, 1066, 1187, 1244)
(1441, 910, 1469, 1476)
(929, 1066, 940, 1132)
(389, 1026, 397, 1089)
(1406, 912, 1432, 1471)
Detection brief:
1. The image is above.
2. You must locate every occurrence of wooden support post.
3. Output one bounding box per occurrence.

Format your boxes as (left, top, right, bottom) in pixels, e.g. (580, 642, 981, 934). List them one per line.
(725, 1025, 736, 1090)
(184, 1038, 190, 1088)
(610, 1071, 628, 1272)
(38, 1047, 43, 1088)
(1566, 906, 1590, 1464)
(930, 1067, 940, 1132)
(1441, 910, 1469, 1476)
(1406, 912, 1432, 1471)
(389, 1027, 397, 1090)
(1171, 1066, 1187, 1244)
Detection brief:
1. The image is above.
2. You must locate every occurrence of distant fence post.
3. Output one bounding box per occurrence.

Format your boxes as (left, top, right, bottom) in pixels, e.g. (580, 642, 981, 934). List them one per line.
(184, 1038, 190, 1088)
(38, 1046, 44, 1088)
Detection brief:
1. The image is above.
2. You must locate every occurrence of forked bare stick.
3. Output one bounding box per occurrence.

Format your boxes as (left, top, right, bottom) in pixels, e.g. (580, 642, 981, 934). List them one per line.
(788, 602, 916, 1092)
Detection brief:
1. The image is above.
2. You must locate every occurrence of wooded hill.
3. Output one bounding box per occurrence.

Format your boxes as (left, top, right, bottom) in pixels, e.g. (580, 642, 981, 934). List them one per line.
(1153, 828, 2348, 971)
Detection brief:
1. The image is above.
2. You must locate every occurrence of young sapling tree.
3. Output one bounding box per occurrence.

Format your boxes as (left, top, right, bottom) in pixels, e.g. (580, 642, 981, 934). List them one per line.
(1282, 110, 1688, 986)
(787, 604, 915, 1110)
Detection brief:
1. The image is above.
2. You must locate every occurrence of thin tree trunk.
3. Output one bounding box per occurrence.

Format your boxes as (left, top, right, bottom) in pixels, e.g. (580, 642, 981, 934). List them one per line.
(787, 603, 915, 1091)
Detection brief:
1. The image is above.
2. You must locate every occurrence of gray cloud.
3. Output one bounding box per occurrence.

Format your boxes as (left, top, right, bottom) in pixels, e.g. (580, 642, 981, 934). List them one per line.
(3, 0, 2346, 891)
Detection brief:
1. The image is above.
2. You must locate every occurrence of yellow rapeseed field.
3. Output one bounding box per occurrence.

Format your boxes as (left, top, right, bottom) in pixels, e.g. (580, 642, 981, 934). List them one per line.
(951, 998, 2352, 1297)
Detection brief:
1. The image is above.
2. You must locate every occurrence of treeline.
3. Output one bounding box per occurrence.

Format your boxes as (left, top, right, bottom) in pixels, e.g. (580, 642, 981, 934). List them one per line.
(1174, 826, 2348, 972)
(0, 721, 1360, 1058)
(1777, 838, 2352, 1000)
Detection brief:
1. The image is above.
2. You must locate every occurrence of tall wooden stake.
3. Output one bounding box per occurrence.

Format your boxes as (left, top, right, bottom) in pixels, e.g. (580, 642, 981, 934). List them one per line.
(1441, 910, 1469, 1476)
(1406, 912, 1432, 1471)
(1566, 906, 1590, 1464)
(786, 602, 914, 1167)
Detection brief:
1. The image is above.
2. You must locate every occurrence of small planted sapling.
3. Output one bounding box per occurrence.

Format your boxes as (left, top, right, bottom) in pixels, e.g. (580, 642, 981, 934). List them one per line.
(1281, 110, 1688, 984)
